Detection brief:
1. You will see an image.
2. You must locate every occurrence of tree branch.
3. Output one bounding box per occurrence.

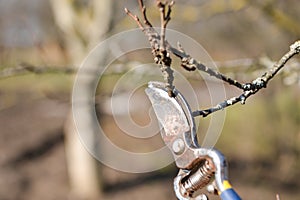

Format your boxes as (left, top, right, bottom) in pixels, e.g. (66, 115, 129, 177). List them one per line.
(171, 45, 245, 89)
(138, 0, 153, 27)
(125, 0, 300, 117)
(0, 63, 75, 79)
(125, 1, 246, 91)
(193, 41, 300, 117)
(126, 0, 176, 96)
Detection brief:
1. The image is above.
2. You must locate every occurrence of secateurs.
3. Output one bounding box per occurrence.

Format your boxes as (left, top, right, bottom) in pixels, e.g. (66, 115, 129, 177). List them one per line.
(145, 81, 242, 200)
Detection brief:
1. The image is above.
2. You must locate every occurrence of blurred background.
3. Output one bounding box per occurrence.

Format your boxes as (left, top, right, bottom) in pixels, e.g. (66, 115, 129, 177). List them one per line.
(0, 0, 299, 200)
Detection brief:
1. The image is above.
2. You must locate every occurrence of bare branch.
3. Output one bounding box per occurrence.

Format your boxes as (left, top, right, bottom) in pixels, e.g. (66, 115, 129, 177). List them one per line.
(242, 41, 300, 91)
(168, 44, 245, 89)
(126, 1, 299, 116)
(138, 0, 153, 27)
(193, 40, 300, 117)
(192, 93, 247, 117)
(0, 63, 75, 79)
(126, 1, 176, 96)
(124, 8, 145, 31)
(157, 1, 166, 51)
(126, 2, 245, 91)
(156, 0, 174, 50)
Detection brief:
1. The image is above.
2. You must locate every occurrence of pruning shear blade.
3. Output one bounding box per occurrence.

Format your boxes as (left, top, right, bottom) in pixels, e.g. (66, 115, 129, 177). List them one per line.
(145, 82, 189, 137)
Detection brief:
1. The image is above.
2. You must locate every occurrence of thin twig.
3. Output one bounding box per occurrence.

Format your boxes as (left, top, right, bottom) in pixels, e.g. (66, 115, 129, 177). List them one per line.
(193, 41, 300, 117)
(157, 1, 166, 51)
(169, 44, 245, 89)
(156, 1, 175, 96)
(156, 0, 174, 51)
(125, 1, 300, 117)
(126, 0, 176, 96)
(126, 2, 246, 91)
(138, 0, 153, 27)
(0, 63, 75, 79)
(124, 8, 145, 31)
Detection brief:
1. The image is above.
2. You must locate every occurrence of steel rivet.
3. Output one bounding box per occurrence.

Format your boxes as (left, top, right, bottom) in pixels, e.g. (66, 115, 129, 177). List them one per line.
(172, 138, 185, 155)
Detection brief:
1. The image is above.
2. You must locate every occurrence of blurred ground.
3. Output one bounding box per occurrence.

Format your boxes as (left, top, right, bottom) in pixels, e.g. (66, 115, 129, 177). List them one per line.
(0, 0, 300, 200)
(0, 87, 299, 200)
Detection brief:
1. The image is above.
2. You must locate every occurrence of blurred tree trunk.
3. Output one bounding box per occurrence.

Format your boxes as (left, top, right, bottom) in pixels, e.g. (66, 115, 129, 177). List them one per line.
(49, 0, 113, 199)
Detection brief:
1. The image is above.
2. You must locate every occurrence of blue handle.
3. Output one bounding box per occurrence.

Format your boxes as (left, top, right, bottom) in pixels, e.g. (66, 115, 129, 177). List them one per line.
(220, 188, 242, 200)
(219, 181, 241, 200)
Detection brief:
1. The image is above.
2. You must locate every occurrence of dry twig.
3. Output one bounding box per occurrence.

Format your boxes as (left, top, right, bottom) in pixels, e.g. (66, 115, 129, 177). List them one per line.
(125, 0, 176, 96)
(193, 40, 300, 117)
(0, 63, 75, 79)
(126, 0, 300, 117)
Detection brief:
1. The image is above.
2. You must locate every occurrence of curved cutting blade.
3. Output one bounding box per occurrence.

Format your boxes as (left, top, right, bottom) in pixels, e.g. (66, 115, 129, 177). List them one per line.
(145, 81, 199, 149)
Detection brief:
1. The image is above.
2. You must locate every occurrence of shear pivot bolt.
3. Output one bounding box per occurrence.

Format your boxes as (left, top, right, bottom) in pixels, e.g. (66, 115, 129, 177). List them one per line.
(172, 138, 185, 155)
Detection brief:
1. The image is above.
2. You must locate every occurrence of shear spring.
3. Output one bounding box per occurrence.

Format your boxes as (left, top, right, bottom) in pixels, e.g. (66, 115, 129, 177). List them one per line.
(181, 159, 215, 196)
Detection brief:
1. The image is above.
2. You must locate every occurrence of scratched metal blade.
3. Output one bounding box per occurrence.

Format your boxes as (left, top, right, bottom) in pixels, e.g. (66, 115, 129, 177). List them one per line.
(145, 82, 190, 144)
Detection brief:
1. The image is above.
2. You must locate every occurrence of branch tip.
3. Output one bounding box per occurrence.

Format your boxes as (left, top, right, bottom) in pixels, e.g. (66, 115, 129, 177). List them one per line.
(124, 7, 129, 14)
(290, 40, 300, 53)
